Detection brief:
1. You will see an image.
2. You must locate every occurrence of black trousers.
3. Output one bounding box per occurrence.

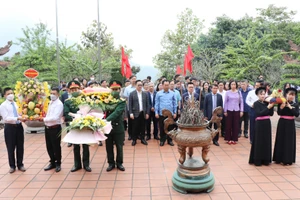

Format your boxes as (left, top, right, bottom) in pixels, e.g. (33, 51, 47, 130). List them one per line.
(105, 130, 125, 165)
(146, 111, 158, 138)
(73, 144, 89, 168)
(4, 124, 24, 169)
(132, 112, 146, 140)
(45, 125, 62, 165)
(159, 115, 172, 143)
(239, 112, 249, 135)
(127, 112, 133, 138)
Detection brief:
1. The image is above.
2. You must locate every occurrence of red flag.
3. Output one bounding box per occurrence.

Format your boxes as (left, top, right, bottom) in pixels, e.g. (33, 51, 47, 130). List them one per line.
(183, 54, 188, 76)
(186, 45, 194, 73)
(121, 47, 126, 76)
(121, 47, 132, 78)
(176, 65, 182, 74)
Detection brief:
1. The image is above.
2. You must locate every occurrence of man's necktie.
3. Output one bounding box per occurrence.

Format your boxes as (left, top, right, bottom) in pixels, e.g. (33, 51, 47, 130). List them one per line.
(11, 102, 20, 124)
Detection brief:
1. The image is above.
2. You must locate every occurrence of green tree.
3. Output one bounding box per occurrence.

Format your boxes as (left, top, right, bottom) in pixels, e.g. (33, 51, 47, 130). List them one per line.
(221, 28, 284, 82)
(153, 8, 204, 78)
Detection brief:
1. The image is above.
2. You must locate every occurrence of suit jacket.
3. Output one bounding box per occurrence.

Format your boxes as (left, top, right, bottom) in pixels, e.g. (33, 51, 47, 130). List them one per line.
(60, 92, 69, 104)
(182, 92, 200, 109)
(204, 93, 223, 120)
(129, 90, 150, 118)
(183, 87, 200, 95)
(148, 91, 157, 110)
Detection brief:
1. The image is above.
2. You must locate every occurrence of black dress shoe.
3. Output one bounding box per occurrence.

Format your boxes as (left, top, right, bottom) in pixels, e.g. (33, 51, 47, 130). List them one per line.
(9, 168, 15, 173)
(168, 141, 174, 146)
(213, 141, 220, 146)
(128, 136, 132, 140)
(84, 166, 92, 172)
(67, 143, 72, 147)
(154, 136, 160, 140)
(106, 164, 115, 172)
(146, 136, 151, 141)
(244, 133, 248, 138)
(71, 166, 82, 172)
(55, 165, 61, 172)
(132, 140, 137, 146)
(18, 166, 26, 172)
(117, 164, 125, 171)
(160, 141, 165, 146)
(141, 139, 148, 145)
(98, 141, 103, 146)
(44, 164, 56, 171)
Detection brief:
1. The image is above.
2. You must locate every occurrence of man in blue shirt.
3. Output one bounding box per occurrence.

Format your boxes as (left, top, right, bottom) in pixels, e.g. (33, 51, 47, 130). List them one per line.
(239, 80, 251, 138)
(155, 80, 177, 146)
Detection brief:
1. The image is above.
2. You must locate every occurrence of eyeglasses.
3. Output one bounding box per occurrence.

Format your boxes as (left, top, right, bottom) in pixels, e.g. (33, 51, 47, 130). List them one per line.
(137, 84, 143, 86)
(111, 89, 119, 91)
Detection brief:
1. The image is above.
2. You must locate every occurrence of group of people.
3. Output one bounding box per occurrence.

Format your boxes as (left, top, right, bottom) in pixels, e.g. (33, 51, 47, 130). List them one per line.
(0, 72, 299, 174)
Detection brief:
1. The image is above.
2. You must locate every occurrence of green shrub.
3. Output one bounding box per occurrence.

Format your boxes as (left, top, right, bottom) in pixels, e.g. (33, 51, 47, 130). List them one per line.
(0, 98, 5, 104)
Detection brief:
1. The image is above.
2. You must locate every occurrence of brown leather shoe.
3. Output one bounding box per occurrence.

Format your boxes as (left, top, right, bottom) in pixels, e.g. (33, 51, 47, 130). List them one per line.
(9, 168, 15, 173)
(18, 166, 26, 172)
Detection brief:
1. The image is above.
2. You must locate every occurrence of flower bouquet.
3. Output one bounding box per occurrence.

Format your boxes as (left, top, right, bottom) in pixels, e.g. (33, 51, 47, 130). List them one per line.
(67, 87, 121, 111)
(15, 79, 50, 121)
(265, 89, 287, 104)
(62, 104, 112, 144)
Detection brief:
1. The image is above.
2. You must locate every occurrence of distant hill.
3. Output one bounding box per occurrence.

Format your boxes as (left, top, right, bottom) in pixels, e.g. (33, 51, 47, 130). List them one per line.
(136, 66, 159, 82)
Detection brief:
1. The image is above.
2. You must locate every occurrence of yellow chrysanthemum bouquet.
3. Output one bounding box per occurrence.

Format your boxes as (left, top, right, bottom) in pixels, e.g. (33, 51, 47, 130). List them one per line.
(15, 79, 50, 120)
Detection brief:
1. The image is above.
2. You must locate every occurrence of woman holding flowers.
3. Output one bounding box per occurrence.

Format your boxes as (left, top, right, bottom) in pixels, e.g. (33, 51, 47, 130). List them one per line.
(249, 87, 274, 166)
(273, 88, 299, 165)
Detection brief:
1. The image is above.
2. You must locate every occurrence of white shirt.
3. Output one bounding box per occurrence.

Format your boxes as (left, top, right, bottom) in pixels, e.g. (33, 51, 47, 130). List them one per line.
(137, 90, 143, 111)
(0, 100, 20, 124)
(149, 92, 154, 106)
(44, 98, 63, 126)
(212, 93, 217, 113)
(246, 89, 258, 108)
(218, 90, 226, 107)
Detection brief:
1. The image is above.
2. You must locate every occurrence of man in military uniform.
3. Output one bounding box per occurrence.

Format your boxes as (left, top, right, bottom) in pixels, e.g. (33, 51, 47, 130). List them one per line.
(63, 81, 92, 172)
(105, 80, 126, 172)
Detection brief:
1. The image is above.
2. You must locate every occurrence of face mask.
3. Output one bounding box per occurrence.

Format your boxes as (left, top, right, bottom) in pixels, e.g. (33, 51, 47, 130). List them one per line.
(90, 78, 94, 81)
(72, 92, 80, 97)
(111, 91, 120, 99)
(6, 94, 14, 101)
(50, 94, 57, 101)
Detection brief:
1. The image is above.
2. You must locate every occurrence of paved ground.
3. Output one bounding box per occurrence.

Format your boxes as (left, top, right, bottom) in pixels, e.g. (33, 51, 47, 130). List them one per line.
(0, 114, 299, 200)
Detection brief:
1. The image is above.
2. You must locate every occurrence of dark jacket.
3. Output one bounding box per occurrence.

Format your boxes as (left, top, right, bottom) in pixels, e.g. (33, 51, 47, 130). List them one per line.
(239, 88, 251, 113)
(63, 99, 79, 122)
(129, 90, 150, 118)
(106, 100, 126, 132)
(204, 93, 223, 120)
(182, 92, 200, 109)
(148, 91, 157, 110)
(60, 92, 69, 104)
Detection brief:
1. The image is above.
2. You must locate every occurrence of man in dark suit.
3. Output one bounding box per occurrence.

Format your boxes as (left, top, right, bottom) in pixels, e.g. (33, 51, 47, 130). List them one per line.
(182, 82, 200, 107)
(129, 80, 150, 146)
(60, 88, 70, 104)
(204, 84, 223, 146)
(146, 82, 159, 140)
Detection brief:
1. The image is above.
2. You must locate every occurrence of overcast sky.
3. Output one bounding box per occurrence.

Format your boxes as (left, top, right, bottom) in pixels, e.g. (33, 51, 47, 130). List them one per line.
(1, 0, 300, 66)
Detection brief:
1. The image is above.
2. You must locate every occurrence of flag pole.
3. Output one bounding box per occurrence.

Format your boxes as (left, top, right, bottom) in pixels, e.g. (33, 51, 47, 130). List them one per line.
(55, 0, 60, 85)
(97, 0, 102, 81)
